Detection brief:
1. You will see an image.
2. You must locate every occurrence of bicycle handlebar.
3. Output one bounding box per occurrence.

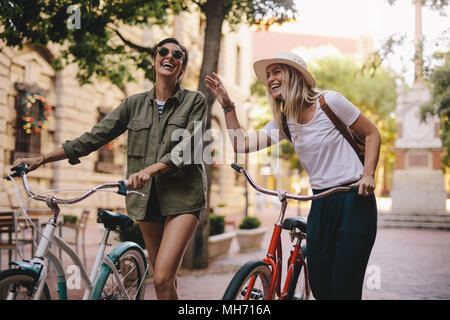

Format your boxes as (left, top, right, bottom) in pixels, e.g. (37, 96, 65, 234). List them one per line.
(231, 163, 359, 201)
(4, 164, 145, 205)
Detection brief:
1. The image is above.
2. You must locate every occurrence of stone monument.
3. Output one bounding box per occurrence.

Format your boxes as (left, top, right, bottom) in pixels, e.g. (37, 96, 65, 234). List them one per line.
(390, 0, 447, 215)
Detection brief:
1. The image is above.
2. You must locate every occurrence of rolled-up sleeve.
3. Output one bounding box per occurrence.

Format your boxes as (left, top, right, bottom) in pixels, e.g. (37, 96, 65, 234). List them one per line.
(158, 93, 207, 169)
(62, 98, 129, 165)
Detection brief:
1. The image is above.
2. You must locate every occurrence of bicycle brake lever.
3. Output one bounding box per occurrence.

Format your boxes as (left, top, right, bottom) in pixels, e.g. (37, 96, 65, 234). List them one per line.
(127, 190, 146, 197)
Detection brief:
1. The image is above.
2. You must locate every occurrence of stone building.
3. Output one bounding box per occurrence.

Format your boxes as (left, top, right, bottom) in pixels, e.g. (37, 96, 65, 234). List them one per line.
(0, 13, 254, 223)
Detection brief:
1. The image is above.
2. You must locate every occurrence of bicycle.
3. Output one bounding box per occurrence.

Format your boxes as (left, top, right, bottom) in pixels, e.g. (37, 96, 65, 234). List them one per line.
(0, 164, 148, 300)
(222, 163, 358, 300)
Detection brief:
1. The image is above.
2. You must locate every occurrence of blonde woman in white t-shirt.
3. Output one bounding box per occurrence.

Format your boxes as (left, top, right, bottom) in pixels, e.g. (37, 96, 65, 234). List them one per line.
(205, 52, 380, 300)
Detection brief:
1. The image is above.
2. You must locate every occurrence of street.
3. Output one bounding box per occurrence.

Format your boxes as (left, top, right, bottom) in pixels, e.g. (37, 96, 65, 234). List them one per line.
(147, 227, 450, 300)
(4, 218, 449, 300)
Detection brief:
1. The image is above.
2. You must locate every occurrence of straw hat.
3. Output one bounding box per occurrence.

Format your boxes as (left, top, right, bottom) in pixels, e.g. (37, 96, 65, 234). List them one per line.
(253, 52, 316, 88)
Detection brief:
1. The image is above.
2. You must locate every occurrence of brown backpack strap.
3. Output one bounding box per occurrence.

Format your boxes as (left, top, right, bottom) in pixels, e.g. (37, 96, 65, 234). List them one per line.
(319, 94, 364, 162)
(281, 112, 292, 142)
(280, 100, 292, 142)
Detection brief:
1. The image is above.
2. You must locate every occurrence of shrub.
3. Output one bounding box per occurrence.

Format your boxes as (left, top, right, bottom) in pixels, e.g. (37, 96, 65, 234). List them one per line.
(114, 222, 146, 249)
(209, 213, 225, 236)
(63, 214, 78, 225)
(239, 216, 261, 230)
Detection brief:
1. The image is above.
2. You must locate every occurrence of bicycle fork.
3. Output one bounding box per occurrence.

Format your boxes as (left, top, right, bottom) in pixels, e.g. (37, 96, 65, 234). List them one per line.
(244, 192, 288, 300)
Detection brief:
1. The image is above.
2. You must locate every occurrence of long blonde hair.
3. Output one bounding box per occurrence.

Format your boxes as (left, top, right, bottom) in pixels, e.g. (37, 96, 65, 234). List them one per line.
(267, 64, 321, 128)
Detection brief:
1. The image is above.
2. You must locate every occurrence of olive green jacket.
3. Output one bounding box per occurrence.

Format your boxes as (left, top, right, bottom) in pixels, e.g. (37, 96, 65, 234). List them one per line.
(62, 84, 207, 220)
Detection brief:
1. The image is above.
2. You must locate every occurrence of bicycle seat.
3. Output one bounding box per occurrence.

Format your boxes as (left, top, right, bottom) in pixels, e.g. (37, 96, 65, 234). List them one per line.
(282, 217, 307, 233)
(97, 210, 134, 231)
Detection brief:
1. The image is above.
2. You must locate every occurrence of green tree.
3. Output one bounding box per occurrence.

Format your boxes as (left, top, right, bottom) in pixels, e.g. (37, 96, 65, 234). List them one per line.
(387, 0, 448, 15)
(420, 50, 450, 172)
(0, 0, 296, 269)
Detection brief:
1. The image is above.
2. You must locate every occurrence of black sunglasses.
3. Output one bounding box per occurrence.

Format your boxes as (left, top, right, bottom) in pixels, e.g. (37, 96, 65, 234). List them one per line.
(157, 47, 184, 60)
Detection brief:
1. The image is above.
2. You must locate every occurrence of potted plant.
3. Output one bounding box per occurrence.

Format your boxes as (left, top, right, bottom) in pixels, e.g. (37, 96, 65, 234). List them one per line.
(214, 203, 227, 215)
(208, 213, 235, 261)
(62, 214, 78, 225)
(236, 216, 267, 252)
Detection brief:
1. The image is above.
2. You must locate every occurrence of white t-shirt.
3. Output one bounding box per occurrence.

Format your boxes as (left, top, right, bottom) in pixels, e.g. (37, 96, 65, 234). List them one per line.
(261, 90, 363, 189)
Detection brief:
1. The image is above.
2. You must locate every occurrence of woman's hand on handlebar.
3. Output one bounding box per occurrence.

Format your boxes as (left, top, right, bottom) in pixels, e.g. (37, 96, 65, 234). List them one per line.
(349, 175, 375, 196)
(127, 170, 151, 190)
(13, 155, 45, 171)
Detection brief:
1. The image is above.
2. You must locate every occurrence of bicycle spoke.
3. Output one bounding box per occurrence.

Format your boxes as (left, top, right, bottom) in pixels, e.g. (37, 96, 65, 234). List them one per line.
(100, 254, 142, 300)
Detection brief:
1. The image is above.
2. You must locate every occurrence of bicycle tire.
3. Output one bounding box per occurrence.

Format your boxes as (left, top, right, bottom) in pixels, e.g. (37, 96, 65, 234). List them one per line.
(93, 247, 146, 300)
(0, 269, 51, 300)
(286, 259, 309, 300)
(222, 260, 272, 300)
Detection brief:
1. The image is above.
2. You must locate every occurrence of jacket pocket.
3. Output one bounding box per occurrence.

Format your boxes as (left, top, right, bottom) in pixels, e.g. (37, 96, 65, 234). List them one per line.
(166, 116, 188, 145)
(168, 116, 187, 127)
(126, 119, 151, 173)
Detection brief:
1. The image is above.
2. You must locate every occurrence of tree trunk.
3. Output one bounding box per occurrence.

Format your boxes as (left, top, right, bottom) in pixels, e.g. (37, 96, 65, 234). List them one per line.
(182, 0, 226, 269)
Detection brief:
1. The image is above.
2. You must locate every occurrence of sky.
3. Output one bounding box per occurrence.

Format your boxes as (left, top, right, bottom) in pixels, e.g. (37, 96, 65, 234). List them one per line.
(269, 0, 450, 84)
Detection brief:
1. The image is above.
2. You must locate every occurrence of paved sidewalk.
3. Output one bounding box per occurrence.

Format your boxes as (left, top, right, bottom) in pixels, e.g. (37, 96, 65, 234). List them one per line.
(3, 210, 450, 300)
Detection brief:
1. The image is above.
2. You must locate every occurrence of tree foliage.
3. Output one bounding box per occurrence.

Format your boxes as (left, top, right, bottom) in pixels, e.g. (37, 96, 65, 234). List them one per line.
(0, 0, 295, 93)
(0, 0, 189, 90)
(387, 0, 448, 16)
(421, 50, 450, 171)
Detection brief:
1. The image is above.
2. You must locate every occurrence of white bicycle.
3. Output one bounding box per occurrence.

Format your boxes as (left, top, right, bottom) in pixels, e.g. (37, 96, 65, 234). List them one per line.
(0, 164, 148, 300)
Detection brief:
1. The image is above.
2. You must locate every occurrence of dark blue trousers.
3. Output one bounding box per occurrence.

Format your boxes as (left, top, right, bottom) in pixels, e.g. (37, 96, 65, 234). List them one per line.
(306, 187, 377, 300)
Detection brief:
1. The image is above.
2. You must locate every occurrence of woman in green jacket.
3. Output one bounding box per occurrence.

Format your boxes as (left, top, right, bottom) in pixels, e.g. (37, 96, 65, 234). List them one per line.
(13, 38, 207, 300)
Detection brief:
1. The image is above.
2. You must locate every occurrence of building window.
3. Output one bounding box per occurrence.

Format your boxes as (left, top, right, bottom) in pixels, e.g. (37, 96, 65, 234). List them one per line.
(95, 107, 121, 174)
(12, 94, 41, 162)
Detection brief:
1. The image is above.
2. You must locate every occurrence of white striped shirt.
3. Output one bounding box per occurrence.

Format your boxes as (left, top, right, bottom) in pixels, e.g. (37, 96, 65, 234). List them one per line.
(155, 99, 165, 118)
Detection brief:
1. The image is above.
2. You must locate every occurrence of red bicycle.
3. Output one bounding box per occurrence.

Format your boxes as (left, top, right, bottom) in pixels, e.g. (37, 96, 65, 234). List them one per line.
(222, 163, 358, 300)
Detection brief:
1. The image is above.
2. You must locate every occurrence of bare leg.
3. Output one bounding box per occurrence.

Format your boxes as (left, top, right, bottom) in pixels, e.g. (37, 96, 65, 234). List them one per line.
(139, 221, 164, 269)
(153, 214, 199, 300)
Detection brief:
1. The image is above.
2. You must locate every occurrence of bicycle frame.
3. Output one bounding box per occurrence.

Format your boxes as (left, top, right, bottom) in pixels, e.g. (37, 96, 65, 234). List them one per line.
(247, 192, 309, 300)
(4, 164, 146, 300)
(230, 163, 356, 300)
(8, 202, 138, 300)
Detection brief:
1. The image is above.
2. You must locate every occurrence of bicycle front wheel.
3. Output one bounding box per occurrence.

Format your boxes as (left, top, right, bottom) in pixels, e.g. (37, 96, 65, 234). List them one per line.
(0, 269, 51, 300)
(95, 248, 146, 300)
(222, 260, 272, 300)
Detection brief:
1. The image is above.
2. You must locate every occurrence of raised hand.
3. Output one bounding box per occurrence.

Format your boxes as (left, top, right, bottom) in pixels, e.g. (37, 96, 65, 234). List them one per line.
(205, 72, 234, 108)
